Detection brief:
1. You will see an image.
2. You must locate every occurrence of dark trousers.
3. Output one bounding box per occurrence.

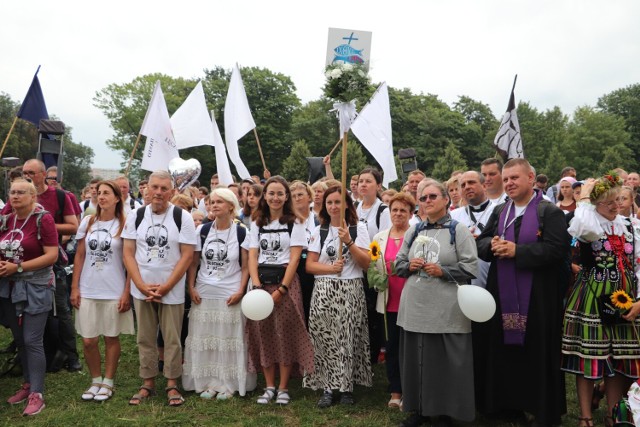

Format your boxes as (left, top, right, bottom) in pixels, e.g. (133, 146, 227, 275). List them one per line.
(45, 274, 78, 363)
(385, 311, 402, 393)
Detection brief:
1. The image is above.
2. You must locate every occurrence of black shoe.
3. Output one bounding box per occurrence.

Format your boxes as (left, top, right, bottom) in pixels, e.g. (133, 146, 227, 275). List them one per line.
(0, 340, 16, 354)
(47, 350, 68, 373)
(433, 415, 452, 427)
(339, 392, 355, 405)
(66, 358, 82, 372)
(317, 391, 334, 409)
(399, 412, 429, 427)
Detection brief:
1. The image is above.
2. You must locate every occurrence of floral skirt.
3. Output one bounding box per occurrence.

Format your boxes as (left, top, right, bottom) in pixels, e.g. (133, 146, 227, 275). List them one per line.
(182, 299, 257, 394)
(561, 267, 640, 378)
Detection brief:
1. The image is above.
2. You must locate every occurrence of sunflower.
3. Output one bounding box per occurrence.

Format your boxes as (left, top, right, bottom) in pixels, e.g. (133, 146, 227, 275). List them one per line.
(369, 241, 381, 261)
(611, 290, 634, 311)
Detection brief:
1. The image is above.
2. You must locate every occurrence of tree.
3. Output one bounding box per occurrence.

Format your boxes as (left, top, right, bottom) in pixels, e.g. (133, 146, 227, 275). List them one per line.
(61, 136, 94, 196)
(432, 142, 468, 181)
(327, 139, 369, 183)
(597, 84, 640, 168)
(288, 99, 337, 157)
(281, 140, 313, 181)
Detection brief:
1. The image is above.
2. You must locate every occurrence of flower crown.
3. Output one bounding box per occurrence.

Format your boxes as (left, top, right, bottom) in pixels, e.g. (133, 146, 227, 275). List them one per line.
(590, 171, 623, 201)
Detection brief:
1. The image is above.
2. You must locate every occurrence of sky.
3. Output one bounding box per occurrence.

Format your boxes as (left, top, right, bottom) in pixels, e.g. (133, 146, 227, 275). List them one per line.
(1, 0, 639, 170)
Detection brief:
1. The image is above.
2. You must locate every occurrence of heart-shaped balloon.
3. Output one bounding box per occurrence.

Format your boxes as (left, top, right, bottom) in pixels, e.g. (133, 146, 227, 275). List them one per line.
(168, 157, 202, 192)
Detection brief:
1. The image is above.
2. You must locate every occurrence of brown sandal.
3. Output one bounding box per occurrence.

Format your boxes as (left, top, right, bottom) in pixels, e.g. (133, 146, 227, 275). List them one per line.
(165, 386, 185, 407)
(578, 417, 594, 427)
(129, 385, 156, 405)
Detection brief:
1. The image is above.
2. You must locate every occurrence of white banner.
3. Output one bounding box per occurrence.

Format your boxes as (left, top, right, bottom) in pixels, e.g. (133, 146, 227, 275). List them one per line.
(351, 82, 398, 188)
(140, 81, 178, 172)
(171, 81, 214, 149)
(224, 64, 254, 180)
(211, 111, 234, 186)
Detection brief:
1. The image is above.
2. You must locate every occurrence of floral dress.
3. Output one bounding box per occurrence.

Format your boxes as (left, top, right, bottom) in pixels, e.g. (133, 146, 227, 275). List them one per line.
(562, 204, 640, 378)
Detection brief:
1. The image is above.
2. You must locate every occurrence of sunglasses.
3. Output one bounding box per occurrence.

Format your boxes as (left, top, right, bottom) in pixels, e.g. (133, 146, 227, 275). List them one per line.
(419, 194, 440, 202)
(45, 176, 57, 182)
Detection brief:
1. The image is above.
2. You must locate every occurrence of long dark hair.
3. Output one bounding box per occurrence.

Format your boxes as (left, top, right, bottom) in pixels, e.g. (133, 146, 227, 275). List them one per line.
(318, 186, 358, 226)
(87, 180, 125, 238)
(254, 176, 297, 227)
(243, 183, 263, 217)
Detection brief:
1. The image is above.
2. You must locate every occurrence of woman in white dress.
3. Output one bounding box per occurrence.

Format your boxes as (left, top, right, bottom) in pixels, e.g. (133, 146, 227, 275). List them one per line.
(70, 180, 134, 402)
(182, 188, 254, 400)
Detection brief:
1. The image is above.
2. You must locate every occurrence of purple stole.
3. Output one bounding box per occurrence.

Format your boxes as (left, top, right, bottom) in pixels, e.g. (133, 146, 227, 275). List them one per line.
(496, 190, 542, 346)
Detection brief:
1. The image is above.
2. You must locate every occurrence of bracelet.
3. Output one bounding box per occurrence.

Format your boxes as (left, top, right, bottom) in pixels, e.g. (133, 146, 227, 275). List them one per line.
(277, 287, 286, 295)
(580, 197, 590, 201)
(346, 240, 354, 248)
(280, 283, 289, 293)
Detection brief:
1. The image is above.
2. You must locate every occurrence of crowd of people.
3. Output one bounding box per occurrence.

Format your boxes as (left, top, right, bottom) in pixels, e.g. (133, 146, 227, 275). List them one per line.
(2, 156, 640, 427)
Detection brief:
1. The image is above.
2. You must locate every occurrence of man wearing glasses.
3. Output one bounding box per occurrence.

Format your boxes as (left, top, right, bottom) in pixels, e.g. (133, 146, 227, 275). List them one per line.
(2, 159, 81, 372)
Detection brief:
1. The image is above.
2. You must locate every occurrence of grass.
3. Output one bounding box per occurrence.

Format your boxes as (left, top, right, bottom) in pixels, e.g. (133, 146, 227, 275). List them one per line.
(0, 328, 602, 426)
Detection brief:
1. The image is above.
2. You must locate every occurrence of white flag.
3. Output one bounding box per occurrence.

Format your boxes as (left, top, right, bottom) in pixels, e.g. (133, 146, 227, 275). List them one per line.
(211, 111, 234, 186)
(494, 77, 524, 161)
(140, 81, 178, 172)
(224, 64, 255, 180)
(170, 81, 214, 149)
(351, 82, 398, 188)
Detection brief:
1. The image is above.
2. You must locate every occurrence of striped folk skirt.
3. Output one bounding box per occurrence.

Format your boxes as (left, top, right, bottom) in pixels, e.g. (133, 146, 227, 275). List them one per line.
(562, 267, 640, 379)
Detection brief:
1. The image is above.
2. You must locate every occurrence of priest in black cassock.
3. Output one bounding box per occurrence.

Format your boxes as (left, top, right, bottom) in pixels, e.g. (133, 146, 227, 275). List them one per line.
(474, 158, 570, 426)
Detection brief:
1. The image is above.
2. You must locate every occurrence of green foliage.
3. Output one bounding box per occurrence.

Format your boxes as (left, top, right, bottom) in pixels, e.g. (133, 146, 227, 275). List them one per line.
(432, 142, 468, 181)
(543, 144, 569, 182)
(288, 99, 337, 155)
(60, 127, 94, 196)
(322, 63, 372, 102)
(597, 83, 640, 167)
(329, 138, 369, 181)
(281, 140, 313, 181)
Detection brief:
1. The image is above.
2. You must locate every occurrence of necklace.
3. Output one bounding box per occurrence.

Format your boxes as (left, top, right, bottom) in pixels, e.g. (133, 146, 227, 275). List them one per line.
(5, 209, 35, 258)
(150, 207, 170, 247)
(95, 217, 117, 251)
(359, 199, 378, 226)
(500, 194, 535, 240)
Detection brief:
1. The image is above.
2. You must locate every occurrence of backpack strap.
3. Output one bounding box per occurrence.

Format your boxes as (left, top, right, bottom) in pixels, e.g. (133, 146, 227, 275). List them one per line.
(55, 188, 66, 223)
(319, 224, 358, 249)
(130, 197, 135, 211)
(237, 223, 247, 267)
(406, 219, 459, 249)
(199, 221, 213, 248)
(83, 200, 90, 211)
(134, 206, 146, 230)
(173, 206, 182, 233)
(375, 203, 388, 229)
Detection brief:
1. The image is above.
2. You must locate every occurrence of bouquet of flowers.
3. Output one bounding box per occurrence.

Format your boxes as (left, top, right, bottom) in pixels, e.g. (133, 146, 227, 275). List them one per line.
(367, 241, 392, 339)
(323, 62, 371, 103)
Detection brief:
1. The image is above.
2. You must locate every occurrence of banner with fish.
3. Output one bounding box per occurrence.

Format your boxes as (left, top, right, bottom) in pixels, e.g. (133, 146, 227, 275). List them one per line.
(326, 27, 372, 70)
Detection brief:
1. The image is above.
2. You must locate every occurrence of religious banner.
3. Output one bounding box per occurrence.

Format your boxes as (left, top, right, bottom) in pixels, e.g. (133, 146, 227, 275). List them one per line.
(326, 28, 372, 69)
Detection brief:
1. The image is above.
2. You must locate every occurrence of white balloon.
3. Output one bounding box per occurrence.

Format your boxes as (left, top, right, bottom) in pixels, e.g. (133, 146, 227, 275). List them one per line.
(457, 285, 496, 323)
(241, 289, 275, 321)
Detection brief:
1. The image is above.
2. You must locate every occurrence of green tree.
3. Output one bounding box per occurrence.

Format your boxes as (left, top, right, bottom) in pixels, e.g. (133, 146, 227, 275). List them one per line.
(543, 144, 568, 182)
(565, 106, 631, 176)
(281, 140, 313, 181)
(453, 95, 498, 166)
(61, 137, 94, 196)
(597, 83, 640, 168)
(288, 99, 337, 156)
(432, 142, 468, 181)
(328, 139, 368, 182)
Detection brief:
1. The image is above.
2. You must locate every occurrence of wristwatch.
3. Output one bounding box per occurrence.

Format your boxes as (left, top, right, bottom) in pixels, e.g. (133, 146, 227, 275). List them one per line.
(16, 263, 23, 273)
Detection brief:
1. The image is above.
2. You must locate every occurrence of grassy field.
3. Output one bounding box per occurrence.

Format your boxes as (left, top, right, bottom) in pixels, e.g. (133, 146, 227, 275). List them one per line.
(0, 328, 600, 426)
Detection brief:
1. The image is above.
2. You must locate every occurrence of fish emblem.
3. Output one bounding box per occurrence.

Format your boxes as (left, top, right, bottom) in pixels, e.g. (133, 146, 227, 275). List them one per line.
(333, 55, 364, 64)
(334, 44, 364, 57)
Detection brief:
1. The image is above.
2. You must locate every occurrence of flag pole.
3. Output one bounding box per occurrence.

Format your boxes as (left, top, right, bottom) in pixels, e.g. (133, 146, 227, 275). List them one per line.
(337, 130, 348, 262)
(125, 133, 142, 176)
(252, 128, 268, 173)
(511, 74, 518, 93)
(0, 117, 19, 159)
(327, 138, 342, 157)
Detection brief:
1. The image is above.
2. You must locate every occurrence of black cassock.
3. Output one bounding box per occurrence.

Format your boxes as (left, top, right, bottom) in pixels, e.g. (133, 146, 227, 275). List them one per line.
(474, 200, 570, 425)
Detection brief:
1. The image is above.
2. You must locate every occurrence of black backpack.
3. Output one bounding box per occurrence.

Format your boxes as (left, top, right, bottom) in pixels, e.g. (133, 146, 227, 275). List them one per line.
(319, 224, 358, 249)
(135, 205, 183, 232)
(354, 201, 388, 229)
(406, 219, 460, 250)
(199, 222, 247, 266)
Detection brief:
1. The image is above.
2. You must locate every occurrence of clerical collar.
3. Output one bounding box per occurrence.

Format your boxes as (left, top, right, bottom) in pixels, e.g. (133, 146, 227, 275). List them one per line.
(469, 199, 491, 213)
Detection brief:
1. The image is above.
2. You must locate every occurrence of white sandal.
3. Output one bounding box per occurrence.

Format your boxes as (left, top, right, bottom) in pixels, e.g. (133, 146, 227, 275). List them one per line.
(94, 384, 114, 402)
(256, 387, 275, 404)
(276, 389, 290, 405)
(82, 383, 102, 401)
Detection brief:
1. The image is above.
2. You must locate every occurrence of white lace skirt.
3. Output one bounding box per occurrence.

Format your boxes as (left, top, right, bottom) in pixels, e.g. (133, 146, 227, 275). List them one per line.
(182, 299, 256, 395)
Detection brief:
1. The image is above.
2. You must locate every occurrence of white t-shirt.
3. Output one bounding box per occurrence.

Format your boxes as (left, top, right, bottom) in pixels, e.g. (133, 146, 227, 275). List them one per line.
(357, 198, 391, 241)
(301, 213, 318, 246)
(123, 196, 143, 216)
(308, 222, 370, 280)
(122, 204, 197, 304)
(76, 216, 126, 299)
(195, 222, 249, 299)
(249, 219, 307, 265)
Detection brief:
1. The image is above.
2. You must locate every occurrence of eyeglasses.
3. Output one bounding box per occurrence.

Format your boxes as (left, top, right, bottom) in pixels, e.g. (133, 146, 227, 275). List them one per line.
(9, 190, 29, 196)
(45, 176, 57, 182)
(419, 194, 440, 202)
(22, 170, 39, 176)
(598, 199, 621, 208)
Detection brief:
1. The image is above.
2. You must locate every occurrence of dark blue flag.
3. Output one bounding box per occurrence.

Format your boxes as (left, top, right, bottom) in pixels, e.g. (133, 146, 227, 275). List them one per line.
(17, 66, 48, 126)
